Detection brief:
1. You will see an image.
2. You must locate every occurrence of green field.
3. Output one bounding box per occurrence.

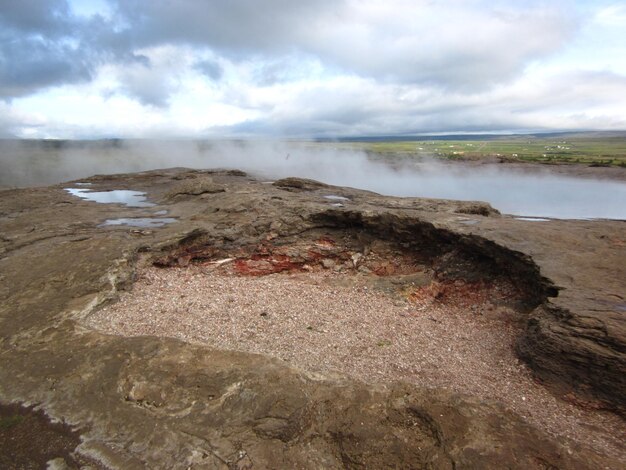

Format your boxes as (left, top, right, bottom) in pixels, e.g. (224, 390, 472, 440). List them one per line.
(333, 133, 626, 167)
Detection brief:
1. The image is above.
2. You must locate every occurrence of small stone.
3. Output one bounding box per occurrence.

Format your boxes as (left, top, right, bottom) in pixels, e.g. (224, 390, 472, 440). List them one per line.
(351, 252, 363, 268)
(321, 259, 336, 269)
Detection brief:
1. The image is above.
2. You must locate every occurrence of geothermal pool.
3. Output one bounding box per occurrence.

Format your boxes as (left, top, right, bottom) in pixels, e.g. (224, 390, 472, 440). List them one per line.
(349, 167, 626, 220)
(2, 142, 625, 220)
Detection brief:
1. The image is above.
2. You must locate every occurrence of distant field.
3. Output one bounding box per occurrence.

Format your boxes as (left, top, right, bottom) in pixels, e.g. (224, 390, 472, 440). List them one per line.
(334, 134, 626, 167)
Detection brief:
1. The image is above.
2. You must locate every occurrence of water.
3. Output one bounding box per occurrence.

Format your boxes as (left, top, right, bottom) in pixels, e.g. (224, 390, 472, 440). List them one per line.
(100, 218, 176, 228)
(333, 166, 626, 220)
(64, 187, 174, 227)
(324, 195, 351, 201)
(2, 138, 622, 219)
(514, 217, 551, 222)
(64, 188, 155, 207)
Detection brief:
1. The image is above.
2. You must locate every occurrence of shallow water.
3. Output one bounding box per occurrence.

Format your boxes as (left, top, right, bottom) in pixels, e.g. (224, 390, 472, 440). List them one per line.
(64, 188, 154, 207)
(100, 218, 176, 228)
(514, 217, 551, 222)
(327, 165, 626, 220)
(323, 195, 350, 201)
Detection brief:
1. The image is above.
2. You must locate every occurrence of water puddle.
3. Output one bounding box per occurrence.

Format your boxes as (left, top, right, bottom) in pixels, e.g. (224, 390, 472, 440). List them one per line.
(74, 182, 93, 186)
(514, 217, 551, 222)
(324, 195, 350, 201)
(65, 188, 154, 207)
(99, 218, 176, 228)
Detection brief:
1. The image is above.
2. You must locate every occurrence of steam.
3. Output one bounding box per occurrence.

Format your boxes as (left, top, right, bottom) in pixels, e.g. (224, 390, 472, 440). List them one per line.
(1, 139, 625, 220)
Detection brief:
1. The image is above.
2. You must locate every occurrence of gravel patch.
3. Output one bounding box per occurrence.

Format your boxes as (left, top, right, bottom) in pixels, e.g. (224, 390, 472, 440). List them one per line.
(86, 266, 626, 460)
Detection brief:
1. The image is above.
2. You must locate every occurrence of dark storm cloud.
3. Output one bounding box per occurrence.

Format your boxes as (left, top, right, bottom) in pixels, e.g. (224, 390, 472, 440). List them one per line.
(0, 0, 100, 99)
(0, 35, 93, 98)
(0, 0, 172, 102)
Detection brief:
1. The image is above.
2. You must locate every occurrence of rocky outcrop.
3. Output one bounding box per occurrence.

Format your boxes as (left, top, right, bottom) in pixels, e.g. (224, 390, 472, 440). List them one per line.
(518, 302, 626, 413)
(0, 167, 624, 468)
(165, 177, 226, 200)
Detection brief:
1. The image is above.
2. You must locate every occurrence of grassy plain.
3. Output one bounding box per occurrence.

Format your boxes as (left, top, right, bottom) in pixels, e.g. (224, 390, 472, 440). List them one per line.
(333, 133, 626, 166)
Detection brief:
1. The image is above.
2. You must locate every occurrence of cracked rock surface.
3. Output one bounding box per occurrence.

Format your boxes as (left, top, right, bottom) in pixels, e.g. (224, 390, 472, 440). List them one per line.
(0, 168, 624, 469)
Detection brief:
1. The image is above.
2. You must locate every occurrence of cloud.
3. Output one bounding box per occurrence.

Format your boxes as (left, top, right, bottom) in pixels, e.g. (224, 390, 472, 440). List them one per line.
(0, 35, 94, 99)
(0, 0, 72, 35)
(106, 0, 577, 90)
(0, 0, 624, 137)
(222, 69, 626, 137)
(110, 46, 192, 107)
(194, 59, 223, 81)
(1, 1, 580, 100)
(107, 0, 336, 53)
(302, 1, 577, 90)
(0, 0, 93, 98)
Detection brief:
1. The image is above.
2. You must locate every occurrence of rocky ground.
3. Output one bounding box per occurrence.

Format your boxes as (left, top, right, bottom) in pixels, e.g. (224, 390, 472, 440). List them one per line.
(0, 168, 624, 469)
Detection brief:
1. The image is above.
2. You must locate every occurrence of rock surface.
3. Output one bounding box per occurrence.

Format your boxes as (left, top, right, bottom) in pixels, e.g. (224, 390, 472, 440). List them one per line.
(0, 168, 624, 468)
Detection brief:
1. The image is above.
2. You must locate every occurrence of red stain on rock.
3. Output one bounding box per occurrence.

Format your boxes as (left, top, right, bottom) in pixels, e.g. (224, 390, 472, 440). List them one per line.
(234, 254, 304, 276)
(314, 237, 336, 249)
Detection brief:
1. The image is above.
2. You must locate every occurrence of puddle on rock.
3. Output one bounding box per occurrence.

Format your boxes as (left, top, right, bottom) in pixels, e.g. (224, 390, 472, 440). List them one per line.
(99, 218, 176, 228)
(65, 188, 154, 207)
(324, 195, 350, 201)
(514, 217, 552, 222)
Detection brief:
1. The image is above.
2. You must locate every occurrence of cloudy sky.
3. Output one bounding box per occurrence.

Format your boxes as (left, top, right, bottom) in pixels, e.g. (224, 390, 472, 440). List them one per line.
(1, 0, 625, 138)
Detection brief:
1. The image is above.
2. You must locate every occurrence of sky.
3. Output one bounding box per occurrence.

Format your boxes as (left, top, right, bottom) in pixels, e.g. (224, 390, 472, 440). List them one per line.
(1, 0, 625, 139)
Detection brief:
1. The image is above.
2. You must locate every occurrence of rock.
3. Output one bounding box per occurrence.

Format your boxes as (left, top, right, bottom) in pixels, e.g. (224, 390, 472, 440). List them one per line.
(0, 167, 624, 468)
(321, 258, 335, 269)
(351, 252, 363, 268)
(455, 202, 499, 216)
(273, 177, 328, 191)
(46, 458, 72, 470)
(165, 177, 225, 199)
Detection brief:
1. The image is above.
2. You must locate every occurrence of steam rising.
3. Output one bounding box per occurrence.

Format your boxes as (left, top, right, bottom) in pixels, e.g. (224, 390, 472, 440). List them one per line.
(1, 139, 625, 220)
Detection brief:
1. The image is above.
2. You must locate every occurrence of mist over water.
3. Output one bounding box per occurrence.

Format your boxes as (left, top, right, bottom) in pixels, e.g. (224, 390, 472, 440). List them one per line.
(1, 139, 625, 220)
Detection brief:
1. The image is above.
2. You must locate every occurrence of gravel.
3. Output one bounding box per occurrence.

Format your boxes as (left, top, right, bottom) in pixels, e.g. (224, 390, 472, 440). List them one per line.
(86, 265, 625, 460)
